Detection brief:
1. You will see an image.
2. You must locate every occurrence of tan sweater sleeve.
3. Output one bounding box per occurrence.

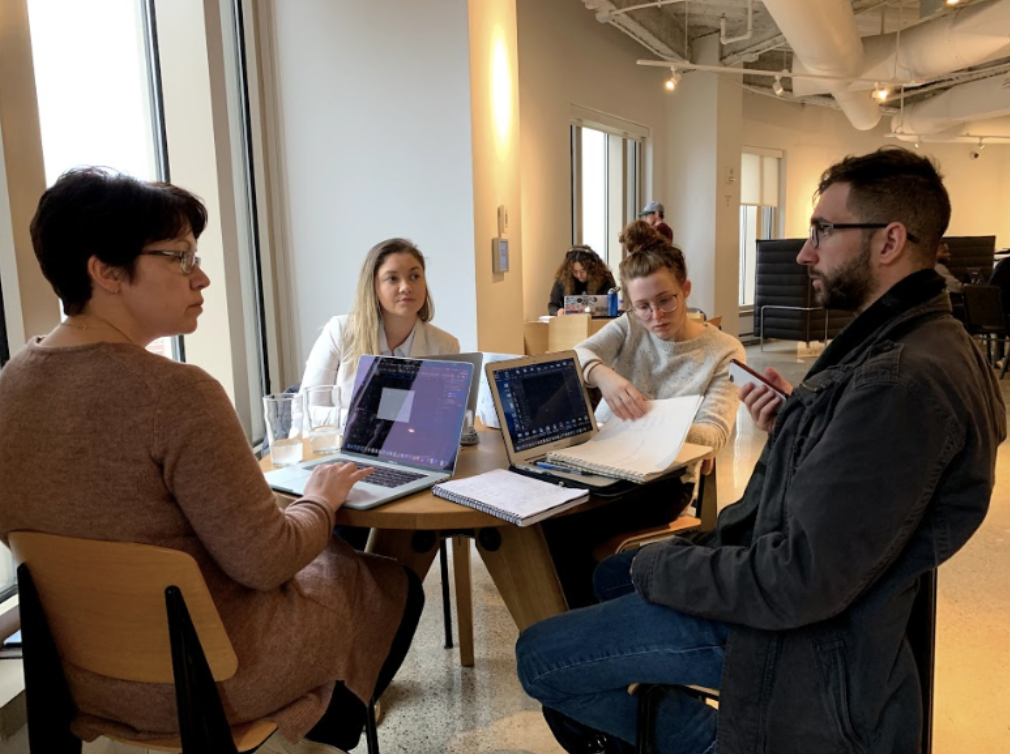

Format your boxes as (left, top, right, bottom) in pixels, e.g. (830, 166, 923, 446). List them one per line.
(155, 370, 336, 590)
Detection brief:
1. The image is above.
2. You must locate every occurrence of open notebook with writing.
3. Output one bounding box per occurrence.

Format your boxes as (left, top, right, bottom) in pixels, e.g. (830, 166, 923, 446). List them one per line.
(432, 469, 589, 527)
(546, 395, 705, 483)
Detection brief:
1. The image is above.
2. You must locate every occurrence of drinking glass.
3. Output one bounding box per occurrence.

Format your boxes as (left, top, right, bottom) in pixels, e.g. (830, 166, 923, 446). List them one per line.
(304, 385, 342, 454)
(264, 393, 304, 467)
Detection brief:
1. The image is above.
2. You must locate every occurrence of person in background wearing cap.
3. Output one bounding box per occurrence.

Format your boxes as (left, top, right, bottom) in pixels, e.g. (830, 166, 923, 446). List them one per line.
(640, 200, 674, 243)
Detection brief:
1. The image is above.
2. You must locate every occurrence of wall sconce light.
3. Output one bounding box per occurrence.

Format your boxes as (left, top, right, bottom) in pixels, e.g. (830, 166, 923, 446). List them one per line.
(772, 74, 784, 97)
(665, 68, 682, 92)
(872, 83, 890, 102)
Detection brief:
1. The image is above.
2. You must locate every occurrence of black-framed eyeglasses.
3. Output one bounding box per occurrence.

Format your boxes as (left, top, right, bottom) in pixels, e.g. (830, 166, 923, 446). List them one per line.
(142, 249, 202, 274)
(631, 293, 679, 321)
(809, 222, 920, 249)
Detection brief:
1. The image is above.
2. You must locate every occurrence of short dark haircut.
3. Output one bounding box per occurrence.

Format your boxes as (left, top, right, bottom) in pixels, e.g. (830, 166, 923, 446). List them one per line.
(30, 167, 208, 315)
(816, 147, 951, 262)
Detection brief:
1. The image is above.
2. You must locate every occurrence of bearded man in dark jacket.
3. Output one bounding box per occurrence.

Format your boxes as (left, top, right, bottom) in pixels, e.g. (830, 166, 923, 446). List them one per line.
(517, 147, 1006, 754)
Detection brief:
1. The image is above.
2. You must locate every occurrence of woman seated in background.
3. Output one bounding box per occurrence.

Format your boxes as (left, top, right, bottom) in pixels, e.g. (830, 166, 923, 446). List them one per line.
(0, 168, 422, 754)
(543, 233, 745, 607)
(547, 245, 617, 316)
(299, 237, 460, 416)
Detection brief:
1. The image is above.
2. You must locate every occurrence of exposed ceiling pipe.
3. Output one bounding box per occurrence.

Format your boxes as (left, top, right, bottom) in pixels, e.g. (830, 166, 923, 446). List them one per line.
(797, 0, 1010, 96)
(720, 0, 754, 46)
(892, 74, 1010, 134)
(761, 0, 881, 130)
(584, 0, 686, 62)
(888, 115, 1010, 143)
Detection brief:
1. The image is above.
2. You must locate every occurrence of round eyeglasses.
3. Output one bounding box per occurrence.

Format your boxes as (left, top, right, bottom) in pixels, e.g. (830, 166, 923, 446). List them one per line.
(141, 249, 202, 275)
(630, 293, 679, 321)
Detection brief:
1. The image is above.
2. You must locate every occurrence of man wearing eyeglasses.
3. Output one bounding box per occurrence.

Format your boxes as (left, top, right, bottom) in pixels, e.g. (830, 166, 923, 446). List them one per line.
(517, 148, 1005, 754)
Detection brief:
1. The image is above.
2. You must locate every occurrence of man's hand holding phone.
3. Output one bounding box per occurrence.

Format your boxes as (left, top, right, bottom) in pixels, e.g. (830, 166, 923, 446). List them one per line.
(730, 361, 793, 433)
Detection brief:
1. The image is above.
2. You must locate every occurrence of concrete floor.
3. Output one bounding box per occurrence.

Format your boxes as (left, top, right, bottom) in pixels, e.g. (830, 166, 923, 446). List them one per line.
(360, 340, 1010, 754)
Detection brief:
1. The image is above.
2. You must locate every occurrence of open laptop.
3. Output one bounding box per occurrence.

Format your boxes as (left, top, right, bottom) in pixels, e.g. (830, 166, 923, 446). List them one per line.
(264, 356, 473, 509)
(484, 352, 620, 490)
(422, 353, 484, 416)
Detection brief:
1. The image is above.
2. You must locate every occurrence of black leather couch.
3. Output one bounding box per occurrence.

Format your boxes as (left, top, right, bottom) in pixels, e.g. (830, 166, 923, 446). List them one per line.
(754, 238, 854, 346)
(942, 236, 996, 284)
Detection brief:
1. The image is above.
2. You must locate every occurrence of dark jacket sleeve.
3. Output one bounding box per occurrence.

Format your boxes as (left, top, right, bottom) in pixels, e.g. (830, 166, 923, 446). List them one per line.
(632, 377, 960, 631)
(548, 281, 565, 316)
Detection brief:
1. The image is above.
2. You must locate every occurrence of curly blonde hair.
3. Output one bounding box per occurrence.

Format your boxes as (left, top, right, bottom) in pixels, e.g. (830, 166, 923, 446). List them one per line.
(553, 246, 613, 296)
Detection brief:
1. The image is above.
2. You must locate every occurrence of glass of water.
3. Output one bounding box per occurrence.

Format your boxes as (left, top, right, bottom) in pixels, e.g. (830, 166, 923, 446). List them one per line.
(303, 385, 342, 454)
(264, 393, 304, 467)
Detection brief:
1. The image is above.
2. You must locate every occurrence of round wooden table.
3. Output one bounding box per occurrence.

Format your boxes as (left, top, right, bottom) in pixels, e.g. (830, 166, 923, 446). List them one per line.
(261, 430, 568, 666)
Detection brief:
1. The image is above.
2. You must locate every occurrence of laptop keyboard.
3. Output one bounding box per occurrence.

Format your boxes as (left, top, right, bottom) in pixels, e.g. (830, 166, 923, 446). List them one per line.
(319, 461, 426, 488)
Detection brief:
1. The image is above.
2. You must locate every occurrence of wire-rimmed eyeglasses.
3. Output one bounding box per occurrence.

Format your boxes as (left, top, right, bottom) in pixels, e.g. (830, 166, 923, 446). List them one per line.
(141, 249, 202, 274)
(809, 222, 920, 249)
(630, 293, 679, 321)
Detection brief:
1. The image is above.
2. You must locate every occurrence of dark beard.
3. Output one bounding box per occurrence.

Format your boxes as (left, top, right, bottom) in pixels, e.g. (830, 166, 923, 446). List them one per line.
(811, 236, 875, 311)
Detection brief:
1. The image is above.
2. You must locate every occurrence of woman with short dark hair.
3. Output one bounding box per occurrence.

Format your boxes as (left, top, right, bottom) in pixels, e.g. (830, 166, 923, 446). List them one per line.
(0, 167, 421, 754)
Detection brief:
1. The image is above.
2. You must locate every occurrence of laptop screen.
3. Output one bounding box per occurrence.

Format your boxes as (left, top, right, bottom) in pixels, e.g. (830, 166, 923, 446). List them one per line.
(492, 356, 594, 453)
(343, 356, 472, 472)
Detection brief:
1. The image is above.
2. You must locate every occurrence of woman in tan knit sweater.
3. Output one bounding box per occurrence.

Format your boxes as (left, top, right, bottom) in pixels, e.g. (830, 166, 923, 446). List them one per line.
(0, 168, 422, 754)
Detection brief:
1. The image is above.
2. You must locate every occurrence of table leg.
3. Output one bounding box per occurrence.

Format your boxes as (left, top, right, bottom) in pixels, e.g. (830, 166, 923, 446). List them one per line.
(366, 528, 439, 581)
(476, 524, 567, 632)
(451, 536, 474, 667)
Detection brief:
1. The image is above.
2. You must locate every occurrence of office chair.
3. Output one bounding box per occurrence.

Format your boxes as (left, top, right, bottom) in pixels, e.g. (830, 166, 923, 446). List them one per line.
(11, 532, 381, 754)
(961, 285, 1010, 377)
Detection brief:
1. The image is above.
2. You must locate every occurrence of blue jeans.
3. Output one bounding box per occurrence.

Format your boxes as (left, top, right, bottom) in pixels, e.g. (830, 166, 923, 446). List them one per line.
(516, 551, 729, 754)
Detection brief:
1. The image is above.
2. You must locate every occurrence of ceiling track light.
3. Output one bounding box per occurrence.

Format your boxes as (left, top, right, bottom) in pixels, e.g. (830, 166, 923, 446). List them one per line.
(872, 82, 890, 102)
(772, 74, 785, 97)
(978, 138, 986, 151)
(665, 67, 682, 92)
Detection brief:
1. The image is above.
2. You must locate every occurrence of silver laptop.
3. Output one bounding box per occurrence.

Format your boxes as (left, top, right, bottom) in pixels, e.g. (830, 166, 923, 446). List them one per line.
(484, 352, 619, 490)
(264, 356, 473, 509)
(422, 353, 484, 415)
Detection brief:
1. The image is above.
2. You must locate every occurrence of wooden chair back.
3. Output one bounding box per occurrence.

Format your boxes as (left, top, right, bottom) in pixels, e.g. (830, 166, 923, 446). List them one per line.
(9, 532, 238, 684)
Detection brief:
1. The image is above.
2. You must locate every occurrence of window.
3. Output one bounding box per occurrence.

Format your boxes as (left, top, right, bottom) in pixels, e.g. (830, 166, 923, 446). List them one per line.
(27, 0, 178, 359)
(571, 110, 645, 276)
(739, 149, 783, 308)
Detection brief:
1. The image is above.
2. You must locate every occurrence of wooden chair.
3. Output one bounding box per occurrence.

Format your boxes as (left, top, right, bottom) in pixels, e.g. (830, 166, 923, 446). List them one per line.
(10, 532, 283, 754)
(632, 569, 938, 754)
(592, 458, 719, 561)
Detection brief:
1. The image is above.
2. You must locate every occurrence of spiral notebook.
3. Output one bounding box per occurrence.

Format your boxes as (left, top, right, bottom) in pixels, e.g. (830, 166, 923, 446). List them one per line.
(545, 395, 704, 483)
(432, 469, 589, 527)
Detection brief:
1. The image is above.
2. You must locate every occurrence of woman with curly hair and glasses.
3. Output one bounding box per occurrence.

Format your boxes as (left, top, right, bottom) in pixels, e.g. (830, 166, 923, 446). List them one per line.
(547, 246, 617, 316)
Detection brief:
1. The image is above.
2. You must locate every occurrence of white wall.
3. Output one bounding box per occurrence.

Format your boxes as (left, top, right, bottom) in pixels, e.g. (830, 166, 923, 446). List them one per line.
(262, 0, 478, 378)
(516, 0, 669, 321)
(741, 92, 1010, 247)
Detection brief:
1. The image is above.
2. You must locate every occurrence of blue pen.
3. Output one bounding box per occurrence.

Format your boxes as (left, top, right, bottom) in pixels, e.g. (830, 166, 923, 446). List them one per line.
(536, 461, 590, 476)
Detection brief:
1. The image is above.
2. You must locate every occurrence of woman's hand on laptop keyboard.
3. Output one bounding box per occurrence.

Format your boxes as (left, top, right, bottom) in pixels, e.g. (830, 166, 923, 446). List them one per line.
(303, 462, 375, 512)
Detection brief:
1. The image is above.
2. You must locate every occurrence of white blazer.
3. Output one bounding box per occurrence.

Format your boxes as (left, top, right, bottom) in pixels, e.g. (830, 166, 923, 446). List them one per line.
(298, 314, 461, 418)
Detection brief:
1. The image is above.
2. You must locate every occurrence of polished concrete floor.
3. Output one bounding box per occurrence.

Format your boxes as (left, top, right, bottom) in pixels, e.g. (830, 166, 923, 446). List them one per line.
(361, 340, 1010, 754)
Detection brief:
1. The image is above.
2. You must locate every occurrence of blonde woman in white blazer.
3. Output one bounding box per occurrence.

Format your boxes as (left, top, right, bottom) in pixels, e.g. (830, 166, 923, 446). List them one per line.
(298, 237, 460, 425)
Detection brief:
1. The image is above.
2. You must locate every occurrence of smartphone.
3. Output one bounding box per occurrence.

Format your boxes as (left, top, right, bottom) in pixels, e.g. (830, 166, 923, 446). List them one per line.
(728, 359, 787, 401)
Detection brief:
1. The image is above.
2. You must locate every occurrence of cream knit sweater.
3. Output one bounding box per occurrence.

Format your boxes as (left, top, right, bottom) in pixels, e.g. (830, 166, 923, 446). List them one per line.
(575, 316, 746, 453)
